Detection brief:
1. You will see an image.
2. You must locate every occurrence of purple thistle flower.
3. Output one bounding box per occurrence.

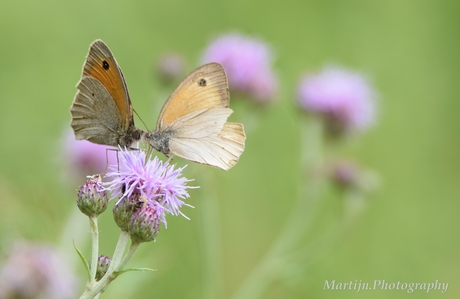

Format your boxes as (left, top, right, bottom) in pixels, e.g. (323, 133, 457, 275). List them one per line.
(202, 32, 278, 103)
(104, 148, 194, 225)
(297, 66, 377, 134)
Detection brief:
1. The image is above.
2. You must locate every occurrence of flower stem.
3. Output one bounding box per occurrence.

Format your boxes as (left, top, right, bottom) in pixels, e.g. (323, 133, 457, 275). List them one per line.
(110, 231, 131, 270)
(199, 172, 224, 299)
(89, 216, 99, 282)
(79, 231, 131, 299)
(231, 117, 324, 299)
(118, 241, 140, 270)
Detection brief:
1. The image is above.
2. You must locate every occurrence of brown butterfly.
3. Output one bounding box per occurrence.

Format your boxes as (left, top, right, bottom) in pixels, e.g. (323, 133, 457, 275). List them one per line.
(70, 39, 245, 170)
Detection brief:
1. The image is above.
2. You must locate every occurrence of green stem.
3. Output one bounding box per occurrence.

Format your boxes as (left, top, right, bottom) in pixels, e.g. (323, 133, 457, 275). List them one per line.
(89, 217, 99, 282)
(199, 172, 224, 299)
(109, 231, 131, 271)
(117, 242, 140, 270)
(79, 231, 131, 299)
(231, 117, 324, 299)
(283, 189, 367, 276)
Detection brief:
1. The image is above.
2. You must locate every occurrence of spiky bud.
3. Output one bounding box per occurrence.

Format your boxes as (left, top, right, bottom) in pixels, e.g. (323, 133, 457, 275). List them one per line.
(94, 255, 111, 281)
(113, 194, 142, 231)
(76, 176, 108, 217)
(128, 204, 161, 243)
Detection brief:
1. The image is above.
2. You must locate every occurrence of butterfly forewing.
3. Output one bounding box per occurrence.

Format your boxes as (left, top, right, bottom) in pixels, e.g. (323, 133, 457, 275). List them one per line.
(82, 39, 134, 130)
(156, 63, 229, 130)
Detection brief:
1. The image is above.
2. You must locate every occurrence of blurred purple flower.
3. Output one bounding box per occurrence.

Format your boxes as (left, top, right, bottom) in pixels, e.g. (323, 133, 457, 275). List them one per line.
(202, 32, 278, 103)
(156, 52, 186, 84)
(327, 159, 380, 193)
(297, 66, 377, 134)
(0, 242, 77, 299)
(330, 160, 360, 189)
(104, 148, 194, 225)
(61, 129, 112, 179)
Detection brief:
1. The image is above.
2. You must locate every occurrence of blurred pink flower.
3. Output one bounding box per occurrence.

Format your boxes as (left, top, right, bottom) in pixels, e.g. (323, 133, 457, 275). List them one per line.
(61, 129, 112, 180)
(297, 66, 377, 134)
(202, 32, 278, 103)
(0, 242, 77, 299)
(156, 52, 186, 84)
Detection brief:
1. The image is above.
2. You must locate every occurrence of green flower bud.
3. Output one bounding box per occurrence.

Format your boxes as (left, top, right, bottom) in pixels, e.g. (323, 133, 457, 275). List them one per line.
(113, 193, 142, 231)
(128, 204, 161, 244)
(94, 255, 111, 281)
(76, 176, 108, 217)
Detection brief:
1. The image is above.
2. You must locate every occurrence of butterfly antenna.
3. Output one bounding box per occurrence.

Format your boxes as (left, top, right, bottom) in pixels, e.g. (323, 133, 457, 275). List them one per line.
(133, 108, 150, 131)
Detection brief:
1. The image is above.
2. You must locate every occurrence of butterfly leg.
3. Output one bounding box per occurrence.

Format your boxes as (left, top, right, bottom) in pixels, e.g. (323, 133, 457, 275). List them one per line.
(104, 148, 121, 174)
(166, 154, 175, 164)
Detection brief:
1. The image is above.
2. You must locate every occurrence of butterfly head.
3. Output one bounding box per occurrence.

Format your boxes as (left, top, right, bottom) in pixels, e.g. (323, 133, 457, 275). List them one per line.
(143, 129, 176, 156)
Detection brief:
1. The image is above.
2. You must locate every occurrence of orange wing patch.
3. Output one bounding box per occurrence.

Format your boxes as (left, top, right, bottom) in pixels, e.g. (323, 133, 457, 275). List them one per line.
(157, 63, 229, 129)
(82, 40, 133, 130)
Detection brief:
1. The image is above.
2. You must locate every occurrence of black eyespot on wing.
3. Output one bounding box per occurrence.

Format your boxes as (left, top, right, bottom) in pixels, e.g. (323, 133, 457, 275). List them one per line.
(198, 78, 207, 86)
(103, 60, 110, 70)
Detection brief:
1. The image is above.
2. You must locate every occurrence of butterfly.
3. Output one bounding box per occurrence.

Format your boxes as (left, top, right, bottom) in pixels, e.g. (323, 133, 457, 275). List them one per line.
(70, 39, 245, 170)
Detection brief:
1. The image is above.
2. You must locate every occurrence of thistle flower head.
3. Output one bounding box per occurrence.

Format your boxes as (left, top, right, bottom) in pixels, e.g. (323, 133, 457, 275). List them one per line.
(202, 32, 278, 103)
(297, 66, 377, 135)
(105, 148, 194, 227)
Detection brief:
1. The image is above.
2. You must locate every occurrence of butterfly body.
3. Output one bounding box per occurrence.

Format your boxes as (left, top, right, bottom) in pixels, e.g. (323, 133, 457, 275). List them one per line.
(70, 40, 245, 170)
(144, 129, 175, 155)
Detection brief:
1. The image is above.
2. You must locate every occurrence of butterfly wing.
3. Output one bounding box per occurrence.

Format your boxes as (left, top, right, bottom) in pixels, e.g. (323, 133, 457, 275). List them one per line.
(156, 62, 229, 130)
(71, 77, 124, 146)
(70, 39, 138, 146)
(151, 62, 246, 170)
(168, 114, 246, 170)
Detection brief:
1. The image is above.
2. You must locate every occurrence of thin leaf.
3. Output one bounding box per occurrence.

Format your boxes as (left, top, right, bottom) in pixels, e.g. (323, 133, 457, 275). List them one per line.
(113, 267, 156, 277)
(73, 240, 91, 280)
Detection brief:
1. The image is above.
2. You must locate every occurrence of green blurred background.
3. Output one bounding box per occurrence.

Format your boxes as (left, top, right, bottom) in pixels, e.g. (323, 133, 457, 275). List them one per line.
(0, 0, 459, 298)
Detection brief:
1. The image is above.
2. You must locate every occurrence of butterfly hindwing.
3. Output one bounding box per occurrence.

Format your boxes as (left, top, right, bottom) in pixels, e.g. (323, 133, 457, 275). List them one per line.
(71, 77, 123, 146)
(168, 121, 246, 170)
